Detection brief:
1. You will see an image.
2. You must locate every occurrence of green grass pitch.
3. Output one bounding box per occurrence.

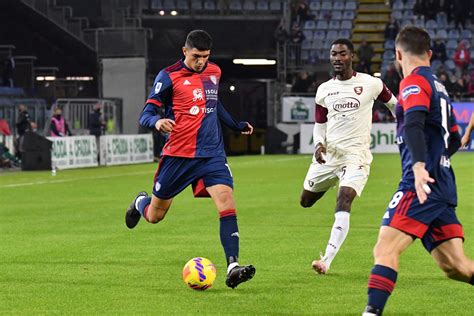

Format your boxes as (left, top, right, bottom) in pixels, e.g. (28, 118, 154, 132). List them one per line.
(0, 154, 472, 315)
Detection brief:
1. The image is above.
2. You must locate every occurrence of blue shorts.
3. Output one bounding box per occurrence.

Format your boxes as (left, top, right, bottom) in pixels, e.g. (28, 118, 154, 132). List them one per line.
(152, 156, 233, 199)
(382, 189, 464, 252)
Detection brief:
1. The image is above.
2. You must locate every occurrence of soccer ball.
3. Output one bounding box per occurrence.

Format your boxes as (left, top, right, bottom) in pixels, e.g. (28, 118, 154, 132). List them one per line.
(182, 257, 217, 290)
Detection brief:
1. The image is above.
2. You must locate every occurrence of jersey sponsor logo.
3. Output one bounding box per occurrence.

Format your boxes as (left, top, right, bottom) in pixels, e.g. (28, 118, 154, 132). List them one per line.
(401, 85, 420, 100)
(183, 79, 191, 85)
(154, 82, 162, 94)
(332, 97, 360, 112)
(327, 91, 339, 96)
(210, 75, 217, 85)
(192, 88, 204, 101)
(189, 105, 200, 115)
(354, 86, 363, 95)
(205, 89, 218, 100)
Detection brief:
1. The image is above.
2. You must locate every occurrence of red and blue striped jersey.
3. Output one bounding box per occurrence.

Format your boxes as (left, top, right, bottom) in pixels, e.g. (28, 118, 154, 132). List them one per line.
(140, 60, 247, 158)
(396, 66, 459, 205)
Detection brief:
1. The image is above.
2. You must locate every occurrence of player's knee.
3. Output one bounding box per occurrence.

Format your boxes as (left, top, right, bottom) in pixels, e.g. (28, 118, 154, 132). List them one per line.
(147, 209, 167, 223)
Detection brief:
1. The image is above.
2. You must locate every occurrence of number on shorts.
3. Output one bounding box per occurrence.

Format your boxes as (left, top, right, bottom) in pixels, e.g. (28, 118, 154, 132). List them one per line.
(341, 166, 347, 178)
(388, 191, 404, 209)
(225, 163, 233, 177)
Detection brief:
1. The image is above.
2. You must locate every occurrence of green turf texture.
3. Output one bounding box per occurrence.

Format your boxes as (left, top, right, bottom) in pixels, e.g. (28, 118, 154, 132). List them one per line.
(0, 154, 472, 315)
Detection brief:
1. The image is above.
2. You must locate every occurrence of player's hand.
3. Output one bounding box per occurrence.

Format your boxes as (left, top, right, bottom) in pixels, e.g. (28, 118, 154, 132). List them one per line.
(412, 162, 435, 204)
(241, 122, 253, 135)
(155, 118, 176, 133)
(460, 134, 471, 148)
(314, 143, 326, 164)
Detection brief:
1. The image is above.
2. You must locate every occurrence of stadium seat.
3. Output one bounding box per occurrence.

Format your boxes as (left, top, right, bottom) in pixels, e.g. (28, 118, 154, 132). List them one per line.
(447, 49, 455, 59)
(426, 29, 435, 39)
(203, 0, 217, 11)
(192, 0, 203, 11)
(313, 30, 326, 40)
(343, 11, 355, 20)
(302, 40, 312, 50)
(446, 39, 458, 50)
(256, 0, 269, 11)
(316, 20, 329, 30)
(312, 40, 324, 49)
(402, 10, 414, 20)
(163, 0, 176, 10)
(448, 29, 460, 40)
(269, 0, 281, 12)
(436, 29, 448, 40)
(345, 2, 357, 10)
(303, 30, 314, 39)
(151, 0, 163, 9)
(329, 20, 340, 30)
(384, 40, 395, 49)
(323, 39, 333, 49)
(332, 11, 342, 20)
(436, 12, 448, 28)
(309, 1, 320, 11)
(383, 50, 395, 60)
(229, 0, 242, 11)
(304, 20, 316, 30)
(431, 59, 442, 72)
(413, 19, 424, 28)
(393, 0, 404, 10)
(333, 2, 344, 11)
(340, 20, 352, 30)
(391, 10, 402, 21)
(444, 59, 456, 71)
(243, 0, 256, 11)
(176, 0, 189, 10)
(462, 29, 473, 39)
(425, 19, 438, 29)
(321, 2, 332, 10)
(326, 30, 338, 40)
(338, 29, 350, 39)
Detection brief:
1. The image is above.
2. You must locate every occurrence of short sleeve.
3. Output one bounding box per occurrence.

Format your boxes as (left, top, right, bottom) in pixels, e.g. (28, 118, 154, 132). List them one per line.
(399, 74, 432, 113)
(315, 83, 326, 108)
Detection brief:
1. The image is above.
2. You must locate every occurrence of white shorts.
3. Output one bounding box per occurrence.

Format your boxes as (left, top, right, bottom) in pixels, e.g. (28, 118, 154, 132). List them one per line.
(302, 152, 371, 197)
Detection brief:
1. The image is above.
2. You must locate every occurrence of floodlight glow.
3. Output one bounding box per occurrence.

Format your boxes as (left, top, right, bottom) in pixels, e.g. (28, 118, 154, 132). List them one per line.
(232, 59, 276, 65)
(171, 10, 178, 15)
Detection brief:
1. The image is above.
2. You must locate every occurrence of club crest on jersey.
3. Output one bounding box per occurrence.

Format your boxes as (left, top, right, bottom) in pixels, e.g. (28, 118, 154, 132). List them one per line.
(210, 75, 217, 85)
(192, 88, 204, 101)
(402, 85, 420, 100)
(354, 86, 363, 95)
(154, 82, 162, 94)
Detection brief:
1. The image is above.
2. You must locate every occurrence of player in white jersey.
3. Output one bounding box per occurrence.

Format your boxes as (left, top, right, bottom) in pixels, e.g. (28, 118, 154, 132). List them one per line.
(299, 38, 398, 274)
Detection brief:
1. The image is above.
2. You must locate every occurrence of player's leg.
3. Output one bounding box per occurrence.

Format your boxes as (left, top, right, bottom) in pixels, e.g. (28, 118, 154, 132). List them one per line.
(125, 192, 173, 228)
(363, 226, 414, 316)
(431, 238, 474, 284)
(206, 183, 255, 289)
(300, 190, 325, 208)
(313, 163, 368, 274)
(300, 161, 335, 208)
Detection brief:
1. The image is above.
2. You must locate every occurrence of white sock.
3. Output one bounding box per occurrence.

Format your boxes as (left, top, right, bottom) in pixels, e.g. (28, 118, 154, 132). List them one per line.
(135, 195, 146, 210)
(322, 211, 350, 268)
(227, 262, 239, 274)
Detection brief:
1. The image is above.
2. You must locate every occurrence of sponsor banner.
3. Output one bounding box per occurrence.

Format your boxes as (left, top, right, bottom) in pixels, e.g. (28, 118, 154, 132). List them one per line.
(300, 123, 399, 154)
(452, 102, 473, 123)
(48, 136, 98, 169)
(100, 134, 154, 166)
(282, 96, 315, 123)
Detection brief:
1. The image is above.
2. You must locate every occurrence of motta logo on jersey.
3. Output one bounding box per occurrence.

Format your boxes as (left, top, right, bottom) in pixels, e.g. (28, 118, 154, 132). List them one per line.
(192, 88, 204, 101)
(333, 97, 360, 112)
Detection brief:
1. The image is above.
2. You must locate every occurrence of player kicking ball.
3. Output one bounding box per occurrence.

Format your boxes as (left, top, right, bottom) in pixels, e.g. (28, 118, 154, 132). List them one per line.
(300, 38, 397, 274)
(363, 26, 474, 315)
(125, 30, 255, 289)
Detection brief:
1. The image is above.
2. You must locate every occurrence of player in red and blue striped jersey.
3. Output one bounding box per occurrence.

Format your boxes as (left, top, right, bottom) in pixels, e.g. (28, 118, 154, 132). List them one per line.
(125, 30, 255, 289)
(363, 27, 474, 316)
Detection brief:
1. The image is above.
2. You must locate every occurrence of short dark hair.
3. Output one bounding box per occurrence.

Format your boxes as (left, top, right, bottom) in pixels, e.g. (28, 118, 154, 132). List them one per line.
(185, 30, 212, 51)
(331, 38, 354, 53)
(395, 26, 431, 55)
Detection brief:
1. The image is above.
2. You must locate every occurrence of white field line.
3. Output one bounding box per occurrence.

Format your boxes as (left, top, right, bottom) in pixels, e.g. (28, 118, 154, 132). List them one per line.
(0, 156, 309, 188)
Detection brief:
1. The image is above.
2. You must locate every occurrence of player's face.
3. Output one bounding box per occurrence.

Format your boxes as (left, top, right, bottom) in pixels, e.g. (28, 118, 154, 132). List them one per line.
(330, 44, 353, 75)
(183, 47, 210, 72)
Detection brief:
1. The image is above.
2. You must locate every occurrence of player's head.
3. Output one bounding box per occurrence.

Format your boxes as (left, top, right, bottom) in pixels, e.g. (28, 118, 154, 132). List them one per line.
(395, 26, 432, 76)
(183, 30, 212, 72)
(329, 38, 354, 77)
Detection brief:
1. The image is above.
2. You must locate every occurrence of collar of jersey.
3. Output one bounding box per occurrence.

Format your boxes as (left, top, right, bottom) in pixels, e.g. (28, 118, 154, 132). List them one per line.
(180, 59, 208, 74)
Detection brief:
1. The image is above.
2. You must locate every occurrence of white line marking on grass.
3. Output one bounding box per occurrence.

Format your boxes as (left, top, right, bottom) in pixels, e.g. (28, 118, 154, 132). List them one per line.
(0, 171, 151, 188)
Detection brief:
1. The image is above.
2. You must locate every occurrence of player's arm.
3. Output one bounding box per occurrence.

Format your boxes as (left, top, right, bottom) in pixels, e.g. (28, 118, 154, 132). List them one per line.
(461, 112, 474, 148)
(217, 101, 253, 135)
(139, 71, 175, 133)
(313, 103, 327, 164)
(446, 106, 461, 155)
(401, 76, 434, 204)
(376, 80, 397, 115)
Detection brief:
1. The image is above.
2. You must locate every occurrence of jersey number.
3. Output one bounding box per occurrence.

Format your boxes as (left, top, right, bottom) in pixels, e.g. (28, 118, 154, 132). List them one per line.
(388, 191, 404, 209)
(440, 97, 451, 149)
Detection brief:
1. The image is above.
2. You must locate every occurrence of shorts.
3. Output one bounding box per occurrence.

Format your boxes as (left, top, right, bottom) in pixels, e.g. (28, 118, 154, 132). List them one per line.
(382, 189, 464, 252)
(152, 156, 233, 199)
(302, 151, 370, 196)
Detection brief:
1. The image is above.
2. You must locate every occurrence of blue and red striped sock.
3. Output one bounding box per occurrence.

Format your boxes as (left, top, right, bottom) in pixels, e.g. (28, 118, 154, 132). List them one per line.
(219, 209, 239, 265)
(367, 264, 398, 311)
(137, 196, 152, 221)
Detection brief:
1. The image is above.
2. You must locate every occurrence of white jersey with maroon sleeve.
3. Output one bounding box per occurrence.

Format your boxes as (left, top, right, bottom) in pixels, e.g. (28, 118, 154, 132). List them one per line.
(315, 72, 394, 164)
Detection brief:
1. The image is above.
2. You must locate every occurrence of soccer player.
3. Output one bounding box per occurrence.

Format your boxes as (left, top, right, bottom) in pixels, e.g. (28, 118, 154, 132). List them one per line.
(125, 30, 256, 289)
(460, 112, 474, 148)
(363, 27, 473, 316)
(300, 38, 397, 274)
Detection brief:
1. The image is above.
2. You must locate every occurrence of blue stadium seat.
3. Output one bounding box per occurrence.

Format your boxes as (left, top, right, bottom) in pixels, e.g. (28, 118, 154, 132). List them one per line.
(338, 29, 350, 38)
(243, 0, 256, 11)
(323, 39, 332, 49)
(345, 1, 357, 10)
(329, 20, 340, 29)
(384, 40, 395, 49)
(436, 12, 448, 28)
(393, 0, 404, 10)
(229, 0, 242, 11)
(444, 60, 456, 71)
(413, 19, 424, 28)
(447, 49, 455, 59)
(391, 10, 402, 21)
(332, 11, 342, 20)
(340, 20, 352, 30)
(302, 40, 312, 50)
(304, 20, 316, 30)
(383, 50, 395, 60)
(316, 20, 329, 29)
(151, 0, 163, 9)
(431, 59, 442, 72)
(303, 30, 314, 39)
(256, 0, 269, 11)
(192, 0, 203, 10)
(309, 1, 320, 11)
(462, 29, 472, 39)
(326, 30, 338, 40)
(312, 40, 324, 49)
(176, 0, 189, 10)
(446, 39, 458, 50)
(425, 19, 438, 29)
(402, 10, 414, 20)
(401, 19, 413, 27)
(343, 11, 355, 20)
(436, 29, 448, 40)
(163, 0, 176, 10)
(321, 2, 332, 10)
(313, 30, 326, 40)
(269, 0, 281, 12)
(448, 29, 460, 40)
(333, 2, 344, 11)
